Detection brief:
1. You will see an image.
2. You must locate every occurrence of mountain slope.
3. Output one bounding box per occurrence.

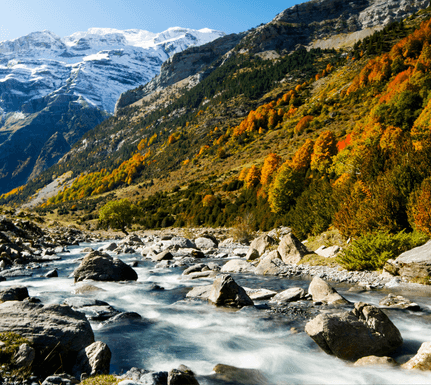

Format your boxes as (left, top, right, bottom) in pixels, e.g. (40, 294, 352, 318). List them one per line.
(0, 27, 225, 194)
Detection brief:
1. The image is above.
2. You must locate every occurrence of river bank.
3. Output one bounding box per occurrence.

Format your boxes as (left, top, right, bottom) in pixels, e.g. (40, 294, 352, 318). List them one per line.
(1, 213, 431, 384)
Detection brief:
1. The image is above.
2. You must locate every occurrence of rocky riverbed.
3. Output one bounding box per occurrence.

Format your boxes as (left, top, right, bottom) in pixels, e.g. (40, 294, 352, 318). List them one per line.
(1, 214, 431, 384)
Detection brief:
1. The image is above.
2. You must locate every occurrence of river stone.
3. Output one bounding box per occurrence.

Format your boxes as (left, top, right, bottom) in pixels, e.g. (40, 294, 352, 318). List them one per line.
(171, 237, 196, 249)
(13, 343, 35, 368)
(211, 364, 268, 385)
(220, 259, 255, 274)
(186, 271, 217, 279)
(183, 263, 209, 275)
(395, 240, 431, 280)
(270, 287, 305, 304)
(45, 269, 58, 278)
(195, 237, 217, 249)
(63, 297, 120, 321)
(315, 245, 340, 258)
(245, 248, 260, 261)
(255, 250, 285, 275)
(168, 364, 199, 385)
(308, 276, 349, 305)
(277, 233, 310, 264)
(243, 288, 277, 300)
(120, 367, 168, 385)
(73, 251, 138, 282)
(379, 293, 421, 311)
(81, 247, 94, 253)
(41, 374, 77, 385)
(0, 301, 95, 376)
(72, 284, 105, 294)
(99, 243, 117, 252)
(402, 341, 431, 370)
(0, 286, 29, 302)
(186, 285, 212, 299)
(208, 274, 254, 308)
(152, 250, 174, 262)
(250, 235, 275, 256)
(305, 302, 403, 361)
(73, 341, 111, 377)
(353, 355, 397, 367)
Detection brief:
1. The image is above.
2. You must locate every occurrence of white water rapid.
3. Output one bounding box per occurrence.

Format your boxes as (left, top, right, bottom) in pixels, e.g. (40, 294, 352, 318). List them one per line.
(3, 241, 431, 384)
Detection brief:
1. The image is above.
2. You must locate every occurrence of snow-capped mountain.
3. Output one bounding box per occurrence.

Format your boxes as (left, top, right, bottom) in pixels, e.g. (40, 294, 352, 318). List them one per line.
(0, 27, 225, 195)
(0, 27, 225, 114)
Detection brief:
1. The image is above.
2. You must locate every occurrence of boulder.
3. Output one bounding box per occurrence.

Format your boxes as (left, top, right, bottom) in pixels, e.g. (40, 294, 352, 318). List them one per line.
(73, 341, 111, 377)
(41, 374, 78, 385)
(73, 251, 138, 282)
(99, 243, 117, 252)
(0, 301, 95, 376)
(308, 276, 349, 305)
(208, 274, 254, 308)
(152, 250, 174, 262)
(402, 341, 431, 370)
(168, 364, 199, 385)
(270, 287, 305, 304)
(379, 293, 420, 311)
(211, 364, 268, 385)
(354, 355, 397, 367)
(190, 250, 205, 259)
(171, 237, 196, 249)
(120, 367, 168, 385)
(63, 297, 120, 321)
(195, 237, 217, 250)
(250, 235, 275, 256)
(255, 250, 285, 275)
(395, 240, 431, 280)
(277, 233, 310, 264)
(0, 286, 29, 302)
(305, 302, 403, 361)
(245, 248, 260, 261)
(220, 259, 255, 274)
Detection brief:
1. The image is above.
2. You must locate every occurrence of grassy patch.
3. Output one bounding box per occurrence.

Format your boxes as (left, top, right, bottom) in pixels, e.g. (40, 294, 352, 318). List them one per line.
(305, 229, 347, 251)
(0, 332, 33, 380)
(298, 253, 339, 267)
(337, 231, 429, 271)
(80, 375, 121, 385)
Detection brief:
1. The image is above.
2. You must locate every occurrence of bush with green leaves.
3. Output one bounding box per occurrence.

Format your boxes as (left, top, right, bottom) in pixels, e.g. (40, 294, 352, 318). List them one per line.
(337, 230, 429, 271)
(98, 198, 138, 234)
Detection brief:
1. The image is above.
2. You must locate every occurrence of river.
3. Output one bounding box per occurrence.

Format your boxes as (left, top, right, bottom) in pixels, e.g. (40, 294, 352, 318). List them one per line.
(2, 241, 431, 384)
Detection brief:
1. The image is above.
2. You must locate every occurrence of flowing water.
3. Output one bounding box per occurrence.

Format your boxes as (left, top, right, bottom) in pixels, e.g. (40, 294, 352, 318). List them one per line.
(3, 241, 431, 384)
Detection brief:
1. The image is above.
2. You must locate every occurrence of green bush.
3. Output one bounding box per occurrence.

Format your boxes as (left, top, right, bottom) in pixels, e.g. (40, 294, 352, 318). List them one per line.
(337, 230, 429, 271)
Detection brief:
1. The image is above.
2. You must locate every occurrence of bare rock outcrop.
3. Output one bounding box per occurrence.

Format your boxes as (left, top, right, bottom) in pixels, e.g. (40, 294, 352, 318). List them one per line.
(208, 274, 254, 308)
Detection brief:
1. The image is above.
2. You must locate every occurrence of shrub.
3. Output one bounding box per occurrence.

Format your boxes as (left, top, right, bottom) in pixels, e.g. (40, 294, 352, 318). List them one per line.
(337, 230, 428, 271)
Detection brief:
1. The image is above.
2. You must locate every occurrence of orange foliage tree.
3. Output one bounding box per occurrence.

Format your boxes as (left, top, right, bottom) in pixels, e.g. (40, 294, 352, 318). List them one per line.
(294, 116, 313, 134)
(260, 153, 282, 188)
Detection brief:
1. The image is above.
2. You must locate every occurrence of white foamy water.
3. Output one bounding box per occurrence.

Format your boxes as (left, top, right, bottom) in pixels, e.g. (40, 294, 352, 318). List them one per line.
(2, 242, 431, 384)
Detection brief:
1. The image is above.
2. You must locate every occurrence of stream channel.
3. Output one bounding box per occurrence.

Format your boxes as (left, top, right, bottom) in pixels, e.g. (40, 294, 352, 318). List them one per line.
(2, 240, 431, 384)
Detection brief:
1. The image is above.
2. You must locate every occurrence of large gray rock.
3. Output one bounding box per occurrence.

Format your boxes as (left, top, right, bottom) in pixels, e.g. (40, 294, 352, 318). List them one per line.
(152, 250, 174, 262)
(73, 341, 111, 377)
(186, 285, 212, 299)
(0, 301, 95, 376)
(277, 233, 310, 264)
(250, 235, 275, 256)
(220, 259, 255, 274)
(0, 286, 29, 302)
(270, 287, 305, 304)
(255, 250, 286, 275)
(353, 355, 397, 367)
(308, 276, 349, 305)
(395, 240, 431, 280)
(170, 237, 196, 249)
(243, 288, 277, 301)
(195, 237, 217, 250)
(208, 274, 254, 308)
(305, 302, 403, 361)
(168, 364, 199, 385)
(73, 251, 138, 282)
(211, 364, 268, 385)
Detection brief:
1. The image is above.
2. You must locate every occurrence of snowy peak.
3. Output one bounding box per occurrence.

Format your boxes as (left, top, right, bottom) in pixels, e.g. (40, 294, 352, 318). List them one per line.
(0, 26, 225, 113)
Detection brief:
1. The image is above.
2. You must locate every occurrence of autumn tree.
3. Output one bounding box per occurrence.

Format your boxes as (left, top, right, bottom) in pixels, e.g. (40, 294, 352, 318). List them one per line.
(294, 115, 314, 134)
(99, 199, 137, 235)
(310, 130, 338, 173)
(260, 153, 282, 188)
(245, 165, 261, 189)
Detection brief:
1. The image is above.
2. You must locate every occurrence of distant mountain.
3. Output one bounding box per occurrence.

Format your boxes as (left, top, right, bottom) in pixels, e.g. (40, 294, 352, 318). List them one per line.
(0, 27, 225, 194)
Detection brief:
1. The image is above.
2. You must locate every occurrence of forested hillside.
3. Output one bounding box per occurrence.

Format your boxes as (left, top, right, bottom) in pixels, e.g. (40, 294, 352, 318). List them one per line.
(3, 7, 431, 255)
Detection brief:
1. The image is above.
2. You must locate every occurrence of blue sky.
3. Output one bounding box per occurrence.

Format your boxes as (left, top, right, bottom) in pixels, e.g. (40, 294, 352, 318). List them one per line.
(1, 0, 303, 41)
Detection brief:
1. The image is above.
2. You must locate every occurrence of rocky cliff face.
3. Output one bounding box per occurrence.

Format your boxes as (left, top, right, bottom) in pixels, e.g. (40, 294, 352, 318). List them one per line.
(0, 27, 224, 194)
(115, 0, 430, 114)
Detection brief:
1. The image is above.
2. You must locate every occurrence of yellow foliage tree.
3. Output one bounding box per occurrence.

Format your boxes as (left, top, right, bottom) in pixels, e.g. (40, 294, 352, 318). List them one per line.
(245, 165, 261, 189)
(260, 153, 282, 188)
(310, 130, 338, 173)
